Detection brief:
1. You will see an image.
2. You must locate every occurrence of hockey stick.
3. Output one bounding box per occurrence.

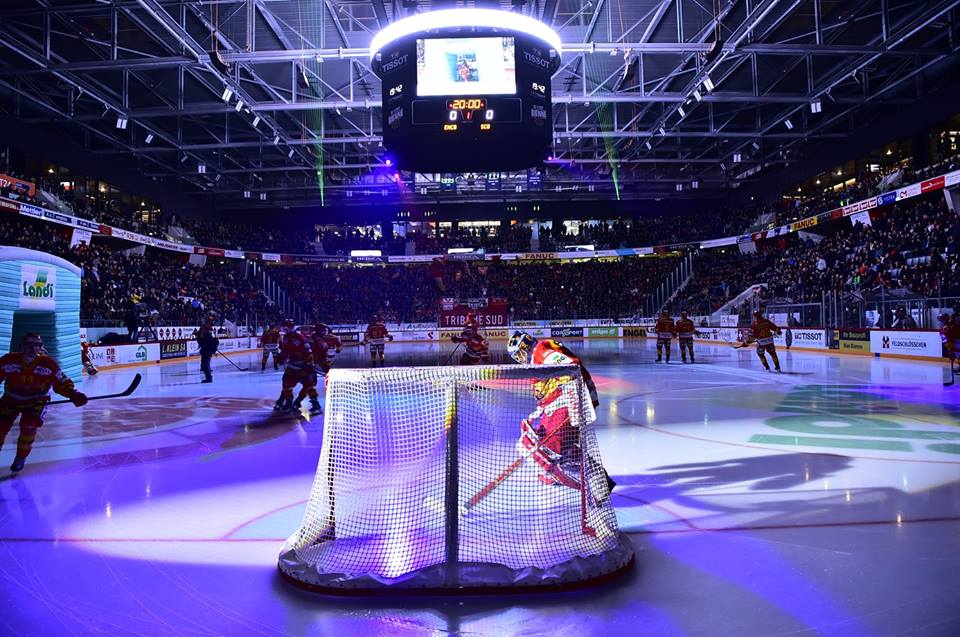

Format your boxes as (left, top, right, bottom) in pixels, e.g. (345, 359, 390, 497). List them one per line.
(461, 419, 568, 514)
(216, 350, 248, 372)
(443, 342, 462, 366)
(946, 358, 959, 387)
(47, 373, 142, 405)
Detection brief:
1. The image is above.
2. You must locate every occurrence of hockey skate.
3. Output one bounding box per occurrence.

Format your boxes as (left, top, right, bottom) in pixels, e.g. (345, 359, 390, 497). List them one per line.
(292, 397, 304, 411)
(10, 456, 25, 473)
(309, 398, 323, 415)
(274, 396, 293, 412)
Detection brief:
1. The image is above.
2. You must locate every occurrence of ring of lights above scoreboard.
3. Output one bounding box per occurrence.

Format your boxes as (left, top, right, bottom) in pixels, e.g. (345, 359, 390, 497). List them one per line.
(371, 9, 561, 173)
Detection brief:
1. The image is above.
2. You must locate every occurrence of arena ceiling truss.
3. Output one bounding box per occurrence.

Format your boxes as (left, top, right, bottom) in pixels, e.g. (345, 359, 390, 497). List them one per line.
(0, 0, 957, 209)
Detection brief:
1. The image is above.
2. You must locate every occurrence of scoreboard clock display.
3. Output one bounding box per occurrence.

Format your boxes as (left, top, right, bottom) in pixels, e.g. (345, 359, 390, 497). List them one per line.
(371, 9, 561, 173)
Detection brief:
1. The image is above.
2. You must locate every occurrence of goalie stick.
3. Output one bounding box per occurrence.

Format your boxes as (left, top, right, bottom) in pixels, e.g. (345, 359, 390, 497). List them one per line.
(47, 373, 142, 405)
(216, 350, 248, 372)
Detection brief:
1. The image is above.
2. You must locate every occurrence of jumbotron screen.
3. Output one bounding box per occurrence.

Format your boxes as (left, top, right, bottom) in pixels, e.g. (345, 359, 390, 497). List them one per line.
(415, 37, 516, 97)
(372, 10, 559, 173)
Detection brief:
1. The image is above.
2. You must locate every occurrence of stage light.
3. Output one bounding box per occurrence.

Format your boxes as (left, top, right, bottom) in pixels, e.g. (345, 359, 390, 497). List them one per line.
(252, 116, 260, 127)
(644, 141, 652, 150)
(784, 119, 794, 130)
(197, 164, 206, 174)
(145, 133, 154, 144)
(259, 192, 267, 200)
(658, 126, 666, 136)
(678, 106, 686, 118)
(235, 100, 244, 112)
(115, 116, 128, 130)
(810, 99, 822, 113)
(692, 90, 702, 102)
(273, 135, 280, 145)
(243, 191, 251, 198)
(733, 153, 742, 163)
(288, 149, 295, 158)
(702, 76, 715, 92)
(751, 141, 759, 150)
(221, 87, 233, 102)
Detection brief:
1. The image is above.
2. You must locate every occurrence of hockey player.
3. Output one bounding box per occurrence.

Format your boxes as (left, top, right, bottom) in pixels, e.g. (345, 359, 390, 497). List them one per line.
(195, 317, 218, 383)
(80, 340, 98, 375)
(507, 331, 614, 498)
(653, 310, 676, 363)
(939, 313, 960, 362)
(362, 314, 393, 366)
(750, 310, 782, 372)
(260, 323, 282, 372)
(315, 323, 342, 378)
(0, 333, 88, 472)
(450, 313, 489, 365)
(675, 311, 699, 363)
(274, 328, 316, 413)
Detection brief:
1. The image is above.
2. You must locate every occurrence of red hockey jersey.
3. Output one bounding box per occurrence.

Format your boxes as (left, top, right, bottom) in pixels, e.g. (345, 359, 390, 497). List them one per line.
(0, 353, 78, 404)
(531, 339, 599, 408)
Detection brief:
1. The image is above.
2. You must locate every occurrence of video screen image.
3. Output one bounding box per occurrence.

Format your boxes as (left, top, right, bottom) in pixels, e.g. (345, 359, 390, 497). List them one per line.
(416, 37, 516, 97)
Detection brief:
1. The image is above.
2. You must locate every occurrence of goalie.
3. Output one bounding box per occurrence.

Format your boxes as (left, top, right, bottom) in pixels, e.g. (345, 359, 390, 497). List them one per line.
(450, 313, 489, 365)
(508, 332, 613, 497)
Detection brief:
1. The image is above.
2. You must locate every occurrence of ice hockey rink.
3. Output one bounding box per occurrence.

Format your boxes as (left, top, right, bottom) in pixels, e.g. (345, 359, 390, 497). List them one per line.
(1, 339, 957, 637)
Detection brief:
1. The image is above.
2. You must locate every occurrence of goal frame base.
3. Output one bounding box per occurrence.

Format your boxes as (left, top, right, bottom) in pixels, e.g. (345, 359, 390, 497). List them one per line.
(277, 551, 635, 597)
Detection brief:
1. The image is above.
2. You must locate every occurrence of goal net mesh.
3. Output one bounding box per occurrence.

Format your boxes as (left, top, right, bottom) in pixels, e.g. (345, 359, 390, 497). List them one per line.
(279, 364, 633, 591)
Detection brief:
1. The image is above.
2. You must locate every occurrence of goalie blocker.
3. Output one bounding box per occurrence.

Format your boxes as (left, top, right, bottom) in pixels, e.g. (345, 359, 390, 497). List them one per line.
(278, 364, 633, 593)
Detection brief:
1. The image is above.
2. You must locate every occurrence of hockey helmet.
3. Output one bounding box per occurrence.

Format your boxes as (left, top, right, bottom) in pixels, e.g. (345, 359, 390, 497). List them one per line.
(284, 318, 295, 329)
(21, 332, 43, 352)
(315, 322, 330, 336)
(507, 331, 537, 364)
(938, 312, 952, 325)
(660, 309, 669, 317)
(753, 310, 764, 318)
(680, 310, 688, 318)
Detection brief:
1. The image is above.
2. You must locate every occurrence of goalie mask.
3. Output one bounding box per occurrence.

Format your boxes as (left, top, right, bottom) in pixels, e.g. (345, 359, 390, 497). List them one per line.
(507, 331, 537, 364)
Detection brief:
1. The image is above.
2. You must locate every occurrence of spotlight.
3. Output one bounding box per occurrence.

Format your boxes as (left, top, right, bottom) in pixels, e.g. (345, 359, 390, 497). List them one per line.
(252, 116, 260, 127)
(692, 90, 702, 102)
(733, 153, 742, 163)
(702, 76, 715, 92)
(288, 149, 295, 158)
(235, 100, 244, 112)
(784, 119, 794, 130)
(691, 181, 699, 189)
(751, 141, 759, 150)
(115, 116, 128, 130)
(644, 141, 652, 150)
(678, 106, 686, 118)
(384, 158, 393, 166)
(180, 154, 188, 163)
(259, 192, 267, 201)
(676, 184, 683, 192)
(658, 126, 666, 136)
(243, 191, 251, 198)
(273, 135, 280, 145)
(221, 87, 233, 102)
(145, 133, 154, 144)
(198, 164, 206, 174)
(810, 99, 822, 113)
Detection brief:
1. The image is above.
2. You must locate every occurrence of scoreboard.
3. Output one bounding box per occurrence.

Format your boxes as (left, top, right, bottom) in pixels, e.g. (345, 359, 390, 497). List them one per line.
(371, 9, 560, 173)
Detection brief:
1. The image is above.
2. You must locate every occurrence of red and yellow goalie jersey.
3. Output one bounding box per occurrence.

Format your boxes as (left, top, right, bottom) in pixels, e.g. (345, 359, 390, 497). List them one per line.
(364, 322, 390, 344)
(531, 339, 599, 408)
(750, 318, 781, 346)
(0, 352, 78, 404)
(452, 323, 488, 360)
(279, 331, 313, 370)
(654, 316, 676, 339)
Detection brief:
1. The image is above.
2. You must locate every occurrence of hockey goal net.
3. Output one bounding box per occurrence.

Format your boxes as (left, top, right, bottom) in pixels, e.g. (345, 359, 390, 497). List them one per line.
(278, 364, 633, 593)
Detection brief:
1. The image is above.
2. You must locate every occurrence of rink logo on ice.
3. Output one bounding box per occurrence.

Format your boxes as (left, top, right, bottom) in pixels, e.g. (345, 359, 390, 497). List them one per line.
(19, 264, 56, 310)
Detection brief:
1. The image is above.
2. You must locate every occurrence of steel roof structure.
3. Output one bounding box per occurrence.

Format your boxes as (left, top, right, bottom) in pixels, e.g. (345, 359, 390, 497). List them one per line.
(0, 0, 958, 211)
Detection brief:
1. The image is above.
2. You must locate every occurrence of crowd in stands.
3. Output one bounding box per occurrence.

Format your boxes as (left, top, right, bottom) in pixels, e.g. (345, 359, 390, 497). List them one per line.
(269, 256, 676, 323)
(672, 192, 960, 318)
(0, 216, 280, 331)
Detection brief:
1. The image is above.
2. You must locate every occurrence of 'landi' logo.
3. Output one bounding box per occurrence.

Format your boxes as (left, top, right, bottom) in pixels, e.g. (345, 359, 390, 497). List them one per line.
(22, 270, 54, 298)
